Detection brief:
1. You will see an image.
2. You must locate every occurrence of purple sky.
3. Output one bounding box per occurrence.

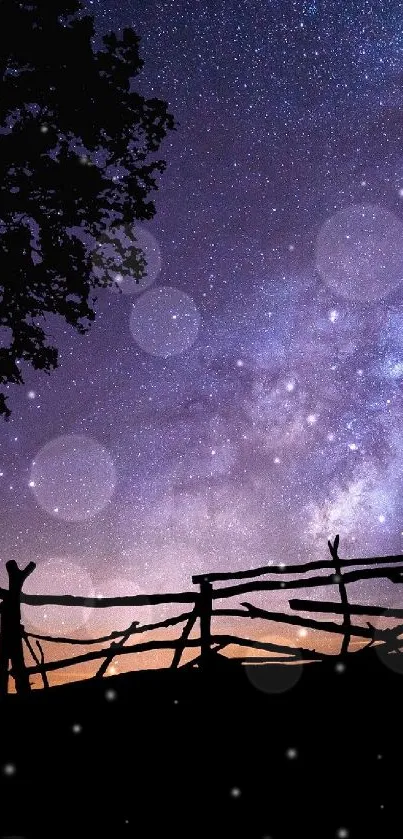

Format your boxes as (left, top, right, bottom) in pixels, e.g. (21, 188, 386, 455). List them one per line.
(3, 1, 403, 643)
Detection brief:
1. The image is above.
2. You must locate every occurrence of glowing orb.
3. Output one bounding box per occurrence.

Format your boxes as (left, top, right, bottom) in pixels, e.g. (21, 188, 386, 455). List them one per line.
(22, 557, 95, 635)
(84, 576, 153, 638)
(29, 433, 116, 521)
(315, 204, 403, 301)
(244, 635, 303, 694)
(129, 286, 201, 357)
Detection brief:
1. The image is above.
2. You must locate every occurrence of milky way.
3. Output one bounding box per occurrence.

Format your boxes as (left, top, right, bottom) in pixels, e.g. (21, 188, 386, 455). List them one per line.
(2, 0, 403, 634)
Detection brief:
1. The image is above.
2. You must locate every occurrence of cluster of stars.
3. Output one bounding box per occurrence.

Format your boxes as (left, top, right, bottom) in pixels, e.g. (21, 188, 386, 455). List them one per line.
(0, 2, 402, 670)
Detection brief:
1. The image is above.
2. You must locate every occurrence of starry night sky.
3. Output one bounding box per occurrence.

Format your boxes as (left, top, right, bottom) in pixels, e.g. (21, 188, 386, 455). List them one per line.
(3, 0, 403, 651)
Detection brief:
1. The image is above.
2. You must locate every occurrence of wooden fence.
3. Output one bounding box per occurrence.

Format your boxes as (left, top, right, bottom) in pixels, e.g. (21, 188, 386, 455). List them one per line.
(1, 534, 403, 695)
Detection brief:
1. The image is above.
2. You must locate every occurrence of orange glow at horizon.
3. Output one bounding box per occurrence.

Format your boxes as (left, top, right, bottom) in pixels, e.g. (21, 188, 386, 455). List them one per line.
(17, 612, 386, 692)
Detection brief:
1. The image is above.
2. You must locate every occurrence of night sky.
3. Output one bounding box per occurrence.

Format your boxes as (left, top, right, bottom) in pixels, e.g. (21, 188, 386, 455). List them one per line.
(3, 0, 403, 655)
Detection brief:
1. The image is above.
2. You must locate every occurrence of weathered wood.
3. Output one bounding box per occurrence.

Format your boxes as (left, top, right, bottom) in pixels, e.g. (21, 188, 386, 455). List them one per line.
(25, 638, 204, 675)
(171, 606, 198, 669)
(35, 639, 50, 690)
(6, 539, 403, 692)
(208, 565, 403, 601)
(26, 611, 194, 646)
(366, 623, 403, 652)
(236, 656, 302, 663)
(192, 552, 403, 584)
(327, 535, 351, 655)
(178, 643, 227, 670)
(23, 633, 49, 690)
(0, 589, 196, 608)
(240, 602, 380, 641)
(95, 622, 139, 679)
(208, 635, 326, 660)
(199, 580, 213, 670)
(289, 600, 403, 618)
(0, 560, 36, 696)
(5, 564, 397, 613)
(24, 634, 328, 677)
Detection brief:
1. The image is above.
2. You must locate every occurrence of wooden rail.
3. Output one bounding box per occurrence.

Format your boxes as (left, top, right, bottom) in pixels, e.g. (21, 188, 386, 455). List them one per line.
(1, 535, 402, 695)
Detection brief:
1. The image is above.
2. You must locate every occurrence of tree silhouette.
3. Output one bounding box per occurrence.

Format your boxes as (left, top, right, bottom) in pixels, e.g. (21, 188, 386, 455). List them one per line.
(0, 0, 175, 417)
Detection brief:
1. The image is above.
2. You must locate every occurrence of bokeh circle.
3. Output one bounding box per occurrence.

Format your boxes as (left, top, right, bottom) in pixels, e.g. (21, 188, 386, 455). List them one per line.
(84, 576, 153, 639)
(29, 433, 116, 522)
(315, 204, 403, 302)
(244, 637, 303, 694)
(22, 557, 95, 635)
(129, 285, 201, 357)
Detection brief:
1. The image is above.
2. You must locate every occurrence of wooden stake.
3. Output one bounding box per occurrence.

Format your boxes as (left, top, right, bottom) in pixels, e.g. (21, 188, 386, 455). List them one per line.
(171, 604, 198, 669)
(328, 535, 351, 656)
(199, 579, 213, 671)
(0, 560, 36, 696)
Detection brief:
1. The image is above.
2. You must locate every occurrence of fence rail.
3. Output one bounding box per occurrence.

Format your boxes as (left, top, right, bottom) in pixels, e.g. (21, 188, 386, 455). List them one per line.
(1, 535, 403, 695)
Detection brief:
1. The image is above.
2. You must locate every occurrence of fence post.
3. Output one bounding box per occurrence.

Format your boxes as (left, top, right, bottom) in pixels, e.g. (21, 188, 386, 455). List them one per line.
(95, 621, 139, 679)
(328, 535, 351, 656)
(199, 579, 213, 671)
(171, 604, 199, 669)
(0, 560, 36, 697)
(23, 633, 49, 690)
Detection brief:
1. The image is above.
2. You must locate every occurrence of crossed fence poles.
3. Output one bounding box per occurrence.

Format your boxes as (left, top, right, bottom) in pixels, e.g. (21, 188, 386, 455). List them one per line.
(1, 536, 403, 695)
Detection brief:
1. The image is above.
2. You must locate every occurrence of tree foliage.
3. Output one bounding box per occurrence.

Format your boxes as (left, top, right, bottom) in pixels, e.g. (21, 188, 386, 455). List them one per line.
(0, 0, 175, 417)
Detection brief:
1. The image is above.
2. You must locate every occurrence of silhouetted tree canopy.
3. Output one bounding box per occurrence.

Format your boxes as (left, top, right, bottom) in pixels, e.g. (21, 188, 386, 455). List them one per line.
(0, 0, 175, 417)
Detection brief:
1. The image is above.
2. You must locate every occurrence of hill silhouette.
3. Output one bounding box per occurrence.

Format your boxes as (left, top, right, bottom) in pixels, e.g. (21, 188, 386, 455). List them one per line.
(0, 650, 401, 838)
(0, 538, 402, 837)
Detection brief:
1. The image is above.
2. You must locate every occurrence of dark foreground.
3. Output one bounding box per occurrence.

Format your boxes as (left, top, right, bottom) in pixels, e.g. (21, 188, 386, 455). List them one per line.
(0, 649, 401, 838)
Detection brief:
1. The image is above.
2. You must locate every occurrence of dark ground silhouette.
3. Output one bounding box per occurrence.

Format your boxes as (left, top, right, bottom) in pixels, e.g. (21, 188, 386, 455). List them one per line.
(0, 543, 401, 837)
(0, 650, 401, 839)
